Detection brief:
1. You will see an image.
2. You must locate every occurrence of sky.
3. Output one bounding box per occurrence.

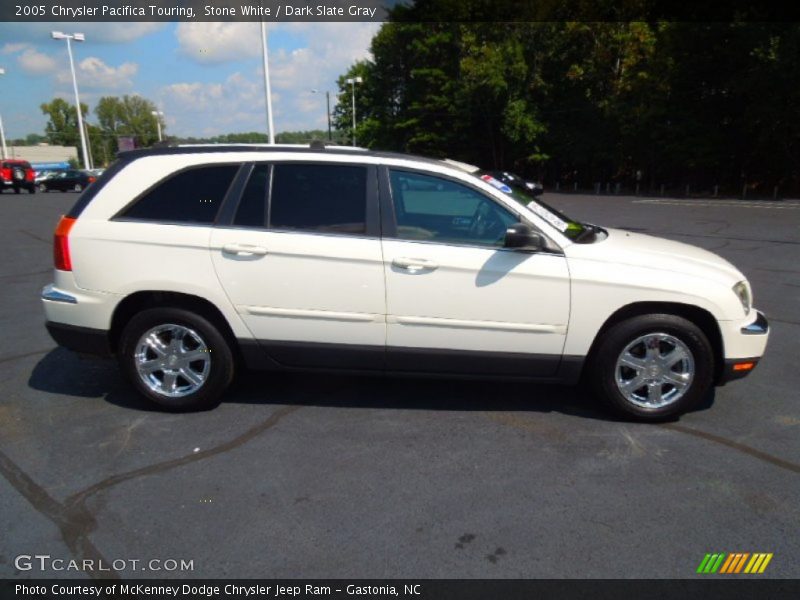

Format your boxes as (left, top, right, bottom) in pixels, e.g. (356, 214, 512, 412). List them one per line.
(0, 21, 381, 139)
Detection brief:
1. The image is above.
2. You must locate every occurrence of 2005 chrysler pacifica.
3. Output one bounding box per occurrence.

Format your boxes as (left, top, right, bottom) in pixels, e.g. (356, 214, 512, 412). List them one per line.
(42, 144, 769, 420)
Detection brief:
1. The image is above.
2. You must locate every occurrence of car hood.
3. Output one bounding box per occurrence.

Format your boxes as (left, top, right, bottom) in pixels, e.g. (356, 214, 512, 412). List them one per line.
(567, 227, 744, 286)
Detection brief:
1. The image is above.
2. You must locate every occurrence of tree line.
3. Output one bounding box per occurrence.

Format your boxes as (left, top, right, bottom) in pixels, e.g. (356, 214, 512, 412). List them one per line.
(39, 95, 165, 167)
(35, 94, 342, 167)
(332, 7, 800, 196)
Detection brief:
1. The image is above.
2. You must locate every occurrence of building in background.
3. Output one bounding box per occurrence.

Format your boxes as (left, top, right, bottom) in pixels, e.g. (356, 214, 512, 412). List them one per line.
(5, 144, 77, 170)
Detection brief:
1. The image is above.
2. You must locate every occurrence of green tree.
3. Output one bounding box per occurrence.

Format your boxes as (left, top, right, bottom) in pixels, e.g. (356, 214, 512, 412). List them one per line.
(95, 95, 164, 150)
(332, 61, 373, 147)
(334, 11, 800, 194)
(40, 98, 86, 148)
(26, 132, 47, 145)
(9, 133, 48, 146)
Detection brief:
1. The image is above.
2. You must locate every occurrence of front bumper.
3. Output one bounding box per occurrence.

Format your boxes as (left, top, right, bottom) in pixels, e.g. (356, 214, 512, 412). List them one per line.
(717, 310, 769, 385)
(741, 310, 769, 335)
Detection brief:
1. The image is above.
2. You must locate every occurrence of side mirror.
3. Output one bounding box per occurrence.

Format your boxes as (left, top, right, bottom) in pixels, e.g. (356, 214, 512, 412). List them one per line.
(504, 222, 545, 250)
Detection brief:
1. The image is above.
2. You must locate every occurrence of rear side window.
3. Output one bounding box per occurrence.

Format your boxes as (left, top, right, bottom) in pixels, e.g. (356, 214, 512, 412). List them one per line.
(269, 163, 366, 235)
(234, 164, 269, 227)
(121, 164, 239, 224)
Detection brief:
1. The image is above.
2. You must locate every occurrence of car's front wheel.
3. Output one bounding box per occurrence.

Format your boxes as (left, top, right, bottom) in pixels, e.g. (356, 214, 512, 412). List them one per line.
(588, 314, 714, 421)
(119, 307, 235, 411)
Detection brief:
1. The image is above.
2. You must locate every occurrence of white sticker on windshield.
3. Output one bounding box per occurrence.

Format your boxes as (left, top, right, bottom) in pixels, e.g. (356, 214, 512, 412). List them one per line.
(525, 202, 570, 233)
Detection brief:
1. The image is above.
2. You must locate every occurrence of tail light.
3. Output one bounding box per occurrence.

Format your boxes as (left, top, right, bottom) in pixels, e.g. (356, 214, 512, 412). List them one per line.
(54, 216, 76, 271)
(88, 176, 96, 184)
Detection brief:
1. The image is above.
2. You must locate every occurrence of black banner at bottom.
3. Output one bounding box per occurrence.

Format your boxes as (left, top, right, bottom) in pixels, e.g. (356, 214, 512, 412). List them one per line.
(2, 580, 799, 600)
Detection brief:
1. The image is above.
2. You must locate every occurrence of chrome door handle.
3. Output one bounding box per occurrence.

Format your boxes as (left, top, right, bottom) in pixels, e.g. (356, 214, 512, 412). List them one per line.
(222, 243, 268, 256)
(392, 257, 439, 272)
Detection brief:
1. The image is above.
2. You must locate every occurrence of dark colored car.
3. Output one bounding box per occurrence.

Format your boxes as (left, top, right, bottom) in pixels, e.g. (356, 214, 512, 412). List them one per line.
(488, 170, 543, 197)
(38, 170, 96, 193)
(1, 159, 36, 194)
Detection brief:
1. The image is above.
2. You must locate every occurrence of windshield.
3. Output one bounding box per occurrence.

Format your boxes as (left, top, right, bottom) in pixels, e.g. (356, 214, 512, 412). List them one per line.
(474, 171, 590, 241)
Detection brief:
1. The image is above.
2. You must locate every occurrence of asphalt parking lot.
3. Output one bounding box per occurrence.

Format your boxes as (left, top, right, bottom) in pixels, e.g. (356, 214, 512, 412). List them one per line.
(0, 190, 798, 579)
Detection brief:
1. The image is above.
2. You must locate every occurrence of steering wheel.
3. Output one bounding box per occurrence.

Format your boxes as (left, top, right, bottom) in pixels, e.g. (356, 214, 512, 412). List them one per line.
(468, 200, 503, 241)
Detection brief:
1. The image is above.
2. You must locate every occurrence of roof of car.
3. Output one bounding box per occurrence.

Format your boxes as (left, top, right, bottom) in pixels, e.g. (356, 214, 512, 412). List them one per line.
(116, 143, 452, 170)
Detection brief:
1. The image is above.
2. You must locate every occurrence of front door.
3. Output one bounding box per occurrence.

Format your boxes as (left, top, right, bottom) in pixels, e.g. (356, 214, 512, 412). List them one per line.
(381, 168, 570, 376)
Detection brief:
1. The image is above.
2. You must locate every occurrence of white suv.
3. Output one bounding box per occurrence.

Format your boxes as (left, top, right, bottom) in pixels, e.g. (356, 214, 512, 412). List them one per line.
(41, 144, 769, 420)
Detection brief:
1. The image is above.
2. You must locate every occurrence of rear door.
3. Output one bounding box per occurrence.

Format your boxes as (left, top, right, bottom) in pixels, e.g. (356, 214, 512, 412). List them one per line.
(210, 161, 387, 369)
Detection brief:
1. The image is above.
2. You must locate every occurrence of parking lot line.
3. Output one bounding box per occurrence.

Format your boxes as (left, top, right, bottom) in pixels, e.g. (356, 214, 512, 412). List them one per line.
(633, 199, 800, 209)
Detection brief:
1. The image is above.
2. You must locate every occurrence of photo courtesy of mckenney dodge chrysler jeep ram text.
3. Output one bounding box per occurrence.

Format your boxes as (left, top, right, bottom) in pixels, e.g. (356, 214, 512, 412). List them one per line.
(41, 144, 769, 420)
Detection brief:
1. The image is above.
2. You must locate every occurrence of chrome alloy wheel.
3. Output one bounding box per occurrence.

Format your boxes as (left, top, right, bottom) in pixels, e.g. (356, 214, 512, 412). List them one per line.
(614, 333, 694, 408)
(134, 324, 211, 398)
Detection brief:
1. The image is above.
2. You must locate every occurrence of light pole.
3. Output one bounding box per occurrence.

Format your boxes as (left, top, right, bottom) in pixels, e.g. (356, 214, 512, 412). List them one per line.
(259, 22, 275, 144)
(311, 89, 332, 141)
(151, 110, 164, 142)
(0, 67, 7, 159)
(51, 31, 90, 169)
(83, 119, 93, 169)
(345, 76, 363, 146)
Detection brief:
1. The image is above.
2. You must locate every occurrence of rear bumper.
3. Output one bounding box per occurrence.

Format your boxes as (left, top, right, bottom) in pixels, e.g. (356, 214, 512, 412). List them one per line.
(42, 277, 120, 357)
(45, 321, 111, 357)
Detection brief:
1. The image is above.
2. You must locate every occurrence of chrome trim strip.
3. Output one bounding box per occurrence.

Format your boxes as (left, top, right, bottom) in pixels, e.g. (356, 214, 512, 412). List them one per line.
(41, 284, 77, 304)
(741, 311, 769, 335)
(391, 315, 566, 334)
(245, 306, 381, 323)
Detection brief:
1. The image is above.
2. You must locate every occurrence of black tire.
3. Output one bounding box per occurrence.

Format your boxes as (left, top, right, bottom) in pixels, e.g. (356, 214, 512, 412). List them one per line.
(13, 186, 20, 194)
(27, 185, 36, 194)
(587, 314, 714, 421)
(73, 183, 83, 192)
(118, 307, 235, 411)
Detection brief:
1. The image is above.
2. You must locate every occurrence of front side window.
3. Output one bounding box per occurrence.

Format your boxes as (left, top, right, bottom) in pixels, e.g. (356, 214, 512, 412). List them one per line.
(389, 169, 517, 247)
(121, 164, 239, 224)
(269, 163, 367, 235)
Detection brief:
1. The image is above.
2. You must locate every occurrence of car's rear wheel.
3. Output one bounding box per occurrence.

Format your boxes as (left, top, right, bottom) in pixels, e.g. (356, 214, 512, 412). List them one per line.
(73, 183, 83, 192)
(588, 314, 714, 421)
(119, 307, 235, 411)
(39, 184, 48, 193)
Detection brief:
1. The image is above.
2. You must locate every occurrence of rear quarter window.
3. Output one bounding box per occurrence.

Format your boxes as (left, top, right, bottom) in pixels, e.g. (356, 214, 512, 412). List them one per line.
(119, 164, 239, 224)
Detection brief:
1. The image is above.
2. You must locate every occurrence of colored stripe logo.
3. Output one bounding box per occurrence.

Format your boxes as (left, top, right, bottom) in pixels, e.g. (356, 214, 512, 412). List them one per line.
(696, 553, 773, 574)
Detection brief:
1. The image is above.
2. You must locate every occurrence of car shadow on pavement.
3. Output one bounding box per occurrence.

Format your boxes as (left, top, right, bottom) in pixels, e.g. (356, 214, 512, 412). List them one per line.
(28, 348, 716, 422)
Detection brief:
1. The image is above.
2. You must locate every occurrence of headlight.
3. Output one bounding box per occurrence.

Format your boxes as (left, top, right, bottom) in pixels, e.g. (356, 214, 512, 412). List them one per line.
(733, 281, 752, 316)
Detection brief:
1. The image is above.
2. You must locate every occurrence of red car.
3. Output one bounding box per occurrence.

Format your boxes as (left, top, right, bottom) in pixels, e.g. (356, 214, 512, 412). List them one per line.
(1, 159, 36, 194)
